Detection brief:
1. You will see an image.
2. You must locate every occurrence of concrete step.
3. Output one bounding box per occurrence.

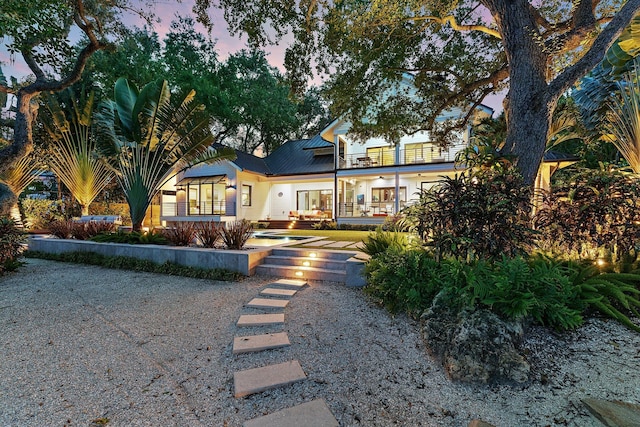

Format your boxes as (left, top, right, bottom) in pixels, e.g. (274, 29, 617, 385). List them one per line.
(267, 278, 309, 290)
(270, 248, 357, 261)
(237, 313, 285, 327)
(234, 360, 306, 398)
(264, 255, 347, 270)
(246, 297, 290, 310)
(243, 399, 339, 427)
(260, 288, 298, 298)
(256, 264, 346, 282)
(233, 332, 290, 354)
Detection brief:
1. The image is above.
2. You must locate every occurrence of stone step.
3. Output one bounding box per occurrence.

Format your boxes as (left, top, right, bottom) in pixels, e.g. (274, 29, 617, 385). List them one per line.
(237, 313, 285, 327)
(246, 297, 290, 310)
(271, 248, 358, 261)
(233, 332, 290, 354)
(234, 360, 306, 398)
(256, 264, 346, 283)
(267, 278, 309, 290)
(260, 288, 298, 298)
(263, 255, 347, 271)
(243, 399, 339, 427)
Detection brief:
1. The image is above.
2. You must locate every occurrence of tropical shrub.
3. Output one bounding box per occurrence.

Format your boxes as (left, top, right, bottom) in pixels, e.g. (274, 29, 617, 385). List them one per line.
(220, 219, 253, 250)
(21, 199, 66, 229)
(534, 166, 640, 262)
(566, 260, 640, 332)
(85, 221, 116, 237)
(195, 221, 223, 248)
(0, 216, 26, 274)
(70, 222, 90, 240)
(364, 247, 442, 317)
(404, 167, 533, 261)
(47, 219, 74, 239)
(361, 228, 411, 257)
(312, 220, 337, 230)
(160, 222, 197, 246)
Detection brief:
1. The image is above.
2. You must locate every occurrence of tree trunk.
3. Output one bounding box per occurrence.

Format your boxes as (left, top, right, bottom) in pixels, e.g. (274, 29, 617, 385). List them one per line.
(81, 205, 89, 216)
(484, 0, 552, 186)
(0, 91, 35, 216)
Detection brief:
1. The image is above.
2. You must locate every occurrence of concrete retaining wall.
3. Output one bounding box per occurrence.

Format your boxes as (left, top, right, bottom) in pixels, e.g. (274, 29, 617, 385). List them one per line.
(29, 237, 272, 276)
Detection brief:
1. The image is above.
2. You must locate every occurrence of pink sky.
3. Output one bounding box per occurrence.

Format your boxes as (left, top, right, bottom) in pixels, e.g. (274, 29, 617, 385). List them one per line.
(0, 1, 503, 113)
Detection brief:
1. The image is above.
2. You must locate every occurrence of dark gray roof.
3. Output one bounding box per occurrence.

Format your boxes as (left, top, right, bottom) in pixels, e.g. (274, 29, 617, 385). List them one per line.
(265, 135, 335, 175)
(543, 150, 580, 162)
(212, 143, 272, 174)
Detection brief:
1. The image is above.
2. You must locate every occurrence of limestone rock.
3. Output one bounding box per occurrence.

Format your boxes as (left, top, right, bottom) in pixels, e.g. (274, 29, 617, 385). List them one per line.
(421, 291, 530, 383)
(583, 398, 640, 427)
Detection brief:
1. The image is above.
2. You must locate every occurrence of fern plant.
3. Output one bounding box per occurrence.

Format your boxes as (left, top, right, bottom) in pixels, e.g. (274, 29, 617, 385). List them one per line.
(361, 228, 410, 257)
(567, 262, 640, 332)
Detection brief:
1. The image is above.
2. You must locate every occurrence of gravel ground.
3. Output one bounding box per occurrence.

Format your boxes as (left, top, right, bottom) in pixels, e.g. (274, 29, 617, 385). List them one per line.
(1, 258, 639, 427)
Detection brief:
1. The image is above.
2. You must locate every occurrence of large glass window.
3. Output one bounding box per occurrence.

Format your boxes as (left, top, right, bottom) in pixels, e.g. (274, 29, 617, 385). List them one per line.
(186, 182, 226, 214)
(242, 184, 252, 206)
(405, 143, 441, 163)
(371, 187, 406, 203)
(366, 146, 395, 166)
(296, 189, 333, 211)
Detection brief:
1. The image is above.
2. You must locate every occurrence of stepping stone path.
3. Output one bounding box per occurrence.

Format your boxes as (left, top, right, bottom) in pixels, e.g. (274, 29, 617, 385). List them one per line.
(231, 278, 339, 425)
(237, 313, 285, 327)
(260, 288, 298, 297)
(243, 398, 339, 427)
(233, 332, 290, 354)
(246, 297, 290, 309)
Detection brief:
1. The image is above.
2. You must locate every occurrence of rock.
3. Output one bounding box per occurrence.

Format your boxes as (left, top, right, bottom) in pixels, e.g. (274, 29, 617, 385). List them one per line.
(421, 291, 530, 383)
(582, 398, 640, 427)
(468, 420, 496, 427)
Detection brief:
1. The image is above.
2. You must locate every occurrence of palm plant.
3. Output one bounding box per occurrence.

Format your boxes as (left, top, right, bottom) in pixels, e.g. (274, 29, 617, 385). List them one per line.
(0, 153, 42, 223)
(96, 78, 235, 231)
(42, 88, 114, 215)
(602, 59, 640, 173)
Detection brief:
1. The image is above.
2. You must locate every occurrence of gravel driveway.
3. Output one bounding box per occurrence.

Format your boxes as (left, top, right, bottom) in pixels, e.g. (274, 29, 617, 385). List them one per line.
(1, 258, 639, 426)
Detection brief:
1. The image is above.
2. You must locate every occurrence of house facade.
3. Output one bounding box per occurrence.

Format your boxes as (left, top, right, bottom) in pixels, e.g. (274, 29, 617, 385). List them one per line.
(159, 102, 494, 226)
(159, 104, 575, 226)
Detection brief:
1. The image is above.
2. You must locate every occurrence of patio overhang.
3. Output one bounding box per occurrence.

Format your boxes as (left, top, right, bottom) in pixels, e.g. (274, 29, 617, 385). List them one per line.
(175, 174, 227, 189)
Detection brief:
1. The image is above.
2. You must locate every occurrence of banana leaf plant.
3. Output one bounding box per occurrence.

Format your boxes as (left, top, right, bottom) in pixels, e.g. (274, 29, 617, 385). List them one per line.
(96, 78, 236, 231)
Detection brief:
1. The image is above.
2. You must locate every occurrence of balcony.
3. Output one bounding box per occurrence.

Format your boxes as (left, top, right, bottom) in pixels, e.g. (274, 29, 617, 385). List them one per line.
(340, 147, 455, 169)
(161, 201, 226, 217)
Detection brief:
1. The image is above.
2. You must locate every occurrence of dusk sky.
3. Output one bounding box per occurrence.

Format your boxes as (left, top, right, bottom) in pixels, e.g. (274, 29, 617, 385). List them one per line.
(0, 0, 503, 113)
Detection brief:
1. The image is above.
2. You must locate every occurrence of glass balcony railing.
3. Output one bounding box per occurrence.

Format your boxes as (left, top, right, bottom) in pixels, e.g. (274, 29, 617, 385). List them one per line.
(340, 147, 455, 169)
(161, 201, 226, 216)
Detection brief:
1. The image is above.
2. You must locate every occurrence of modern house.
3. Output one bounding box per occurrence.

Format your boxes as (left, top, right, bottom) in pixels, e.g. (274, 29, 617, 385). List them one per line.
(159, 103, 575, 227)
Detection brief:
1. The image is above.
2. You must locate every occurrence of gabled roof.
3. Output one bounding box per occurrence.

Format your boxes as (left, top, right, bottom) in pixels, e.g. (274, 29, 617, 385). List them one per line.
(212, 143, 272, 175)
(265, 135, 335, 175)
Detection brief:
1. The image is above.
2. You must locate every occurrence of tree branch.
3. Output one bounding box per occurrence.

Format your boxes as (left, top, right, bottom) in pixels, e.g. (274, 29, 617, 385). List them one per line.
(547, 0, 640, 101)
(412, 15, 501, 39)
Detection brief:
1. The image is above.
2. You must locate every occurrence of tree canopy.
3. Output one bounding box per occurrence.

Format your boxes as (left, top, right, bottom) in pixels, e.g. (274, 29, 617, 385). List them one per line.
(0, 0, 149, 215)
(191, 0, 640, 184)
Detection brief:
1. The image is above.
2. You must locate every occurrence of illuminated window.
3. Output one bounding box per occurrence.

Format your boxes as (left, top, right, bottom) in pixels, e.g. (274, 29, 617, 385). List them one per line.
(242, 184, 252, 206)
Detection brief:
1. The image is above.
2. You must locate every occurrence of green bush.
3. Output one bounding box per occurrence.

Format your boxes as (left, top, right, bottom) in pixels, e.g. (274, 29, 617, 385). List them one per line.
(312, 220, 337, 230)
(0, 216, 26, 274)
(25, 250, 241, 281)
(20, 199, 66, 229)
(364, 247, 442, 317)
(361, 228, 411, 257)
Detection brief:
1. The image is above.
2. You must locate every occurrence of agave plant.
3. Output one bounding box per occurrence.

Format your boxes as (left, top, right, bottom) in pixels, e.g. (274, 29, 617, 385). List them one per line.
(42, 88, 114, 215)
(96, 78, 235, 231)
